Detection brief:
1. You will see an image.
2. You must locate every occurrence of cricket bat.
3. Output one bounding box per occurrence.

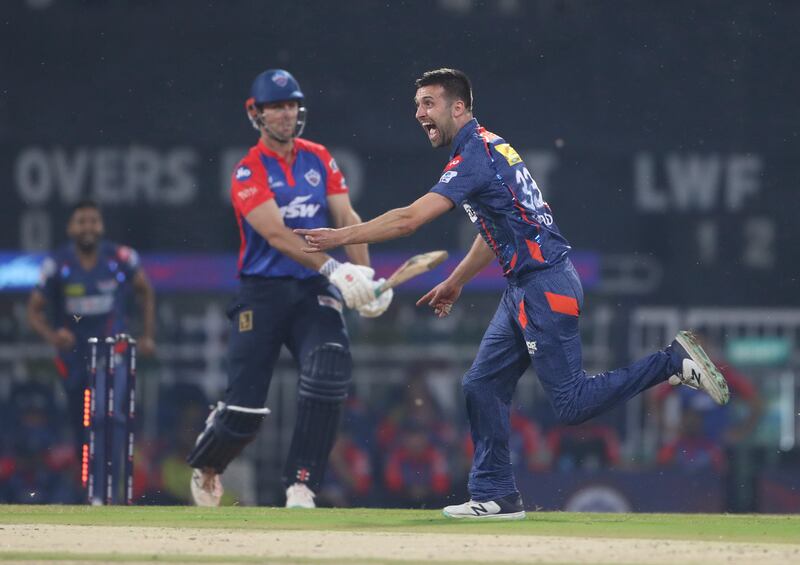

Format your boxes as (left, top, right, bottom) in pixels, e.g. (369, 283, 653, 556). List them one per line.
(375, 250, 448, 297)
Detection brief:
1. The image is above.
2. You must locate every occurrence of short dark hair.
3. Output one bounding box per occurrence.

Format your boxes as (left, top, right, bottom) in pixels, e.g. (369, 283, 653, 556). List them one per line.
(70, 199, 101, 217)
(415, 68, 473, 111)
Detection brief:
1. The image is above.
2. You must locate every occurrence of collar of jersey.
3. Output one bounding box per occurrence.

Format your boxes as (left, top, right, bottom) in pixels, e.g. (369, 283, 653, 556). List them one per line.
(449, 118, 479, 159)
(258, 138, 298, 163)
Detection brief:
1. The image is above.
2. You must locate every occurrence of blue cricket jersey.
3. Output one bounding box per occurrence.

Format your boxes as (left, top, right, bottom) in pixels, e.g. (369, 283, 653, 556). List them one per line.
(430, 119, 571, 281)
(37, 241, 140, 378)
(230, 138, 348, 279)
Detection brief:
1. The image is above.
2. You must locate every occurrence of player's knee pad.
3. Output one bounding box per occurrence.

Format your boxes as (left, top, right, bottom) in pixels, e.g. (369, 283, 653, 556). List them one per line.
(298, 343, 351, 403)
(186, 402, 269, 473)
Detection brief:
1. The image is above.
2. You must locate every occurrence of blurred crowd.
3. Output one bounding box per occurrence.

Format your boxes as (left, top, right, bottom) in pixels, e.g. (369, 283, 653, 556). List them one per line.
(0, 334, 769, 507)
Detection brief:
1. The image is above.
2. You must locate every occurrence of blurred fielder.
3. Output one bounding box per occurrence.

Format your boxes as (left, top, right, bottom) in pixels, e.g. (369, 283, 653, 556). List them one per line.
(296, 68, 729, 519)
(186, 69, 391, 508)
(27, 199, 156, 496)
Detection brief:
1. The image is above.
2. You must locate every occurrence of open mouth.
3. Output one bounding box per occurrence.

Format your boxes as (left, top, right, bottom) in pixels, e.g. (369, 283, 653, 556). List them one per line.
(421, 121, 439, 142)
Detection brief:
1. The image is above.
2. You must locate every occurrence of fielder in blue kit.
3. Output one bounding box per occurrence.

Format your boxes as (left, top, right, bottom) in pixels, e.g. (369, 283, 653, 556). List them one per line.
(297, 68, 730, 519)
(27, 200, 156, 497)
(186, 69, 391, 508)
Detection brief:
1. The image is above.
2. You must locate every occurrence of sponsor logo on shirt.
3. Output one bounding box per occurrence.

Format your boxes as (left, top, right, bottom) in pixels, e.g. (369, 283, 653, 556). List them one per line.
(235, 166, 252, 180)
(237, 187, 259, 201)
(444, 155, 463, 172)
(329, 157, 339, 173)
(462, 203, 478, 223)
(65, 283, 85, 297)
(439, 170, 458, 184)
(268, 175, 285, 188)
(495, 143, 522, 166)
(280, 195, 321, 219)
(304, 168, 322, 187)
(65, 294, 114, 316)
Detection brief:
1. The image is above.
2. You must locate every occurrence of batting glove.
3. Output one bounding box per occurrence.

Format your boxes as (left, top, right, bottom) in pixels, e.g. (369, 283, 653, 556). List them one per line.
(321, 259, 376, 309)
(358, 279, 393, 318)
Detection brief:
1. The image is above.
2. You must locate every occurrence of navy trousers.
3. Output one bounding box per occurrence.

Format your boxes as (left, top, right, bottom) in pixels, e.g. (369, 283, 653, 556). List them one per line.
(463, 259, 679, 501)
(224, 275, 350, 410)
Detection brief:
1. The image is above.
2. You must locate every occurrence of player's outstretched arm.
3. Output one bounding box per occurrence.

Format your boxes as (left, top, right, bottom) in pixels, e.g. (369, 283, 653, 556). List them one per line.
(445, 235, 496, 287)
(416, 235, 495, 318)
(296, 192, 453, 252)
(327, 193, 370, 267)
(246, 199, 375, 309)
(247, 199, 334, 271)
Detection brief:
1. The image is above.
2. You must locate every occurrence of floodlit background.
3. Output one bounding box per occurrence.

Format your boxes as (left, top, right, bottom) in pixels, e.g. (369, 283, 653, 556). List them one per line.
(1, 0, 798, 511)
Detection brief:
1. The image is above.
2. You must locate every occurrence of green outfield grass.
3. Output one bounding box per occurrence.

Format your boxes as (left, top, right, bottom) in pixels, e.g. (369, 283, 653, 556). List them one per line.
(1, 505, 799, 544)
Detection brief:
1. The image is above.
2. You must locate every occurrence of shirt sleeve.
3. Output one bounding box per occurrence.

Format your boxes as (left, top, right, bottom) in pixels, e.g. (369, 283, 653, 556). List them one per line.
(115, 245, 141, 278)
(429, 147, 493, 205)
(230, 157, 273, 216)
(321, 148, 348, 196)
(36, 255, 60, 301)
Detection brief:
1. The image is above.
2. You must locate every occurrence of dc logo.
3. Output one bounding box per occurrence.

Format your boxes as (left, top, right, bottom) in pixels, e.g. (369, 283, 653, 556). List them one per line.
(236, 166, 252, 180)
(272, 72, 289, 87)
(304, 169, 321, 187)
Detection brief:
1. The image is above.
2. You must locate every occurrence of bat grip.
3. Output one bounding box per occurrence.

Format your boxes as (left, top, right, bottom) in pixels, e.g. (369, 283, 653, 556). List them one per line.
(374, 281, 389, 298)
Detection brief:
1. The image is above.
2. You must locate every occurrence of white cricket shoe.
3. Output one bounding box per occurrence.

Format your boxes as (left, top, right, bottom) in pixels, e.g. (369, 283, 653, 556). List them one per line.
(190, 468, 223, 507)
(668, 330, 730, 405)
(285, 483, 316, 508)
(443, 492, 526, 520)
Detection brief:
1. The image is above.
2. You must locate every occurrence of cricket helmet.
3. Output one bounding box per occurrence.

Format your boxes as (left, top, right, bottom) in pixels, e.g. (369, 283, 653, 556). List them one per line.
(245, 69, 307, 139)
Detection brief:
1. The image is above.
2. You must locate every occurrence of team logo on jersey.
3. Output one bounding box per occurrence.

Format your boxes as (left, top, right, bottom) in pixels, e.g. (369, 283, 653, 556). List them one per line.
(444, 155, 463, 172)
(328, 157, 339, 173)
(239, 310, 253, 332)
(237, 187, 258, 201)
(65, 283, 85, 297)
(462, 203, 478, 223)
(271, 71, 289, 87)
(235, 166, 252, 180)
(304, 168, 321, 187)
(439, 170, 458, 184)
(495, 143, 522, 166)
(280, 195, 321, 219)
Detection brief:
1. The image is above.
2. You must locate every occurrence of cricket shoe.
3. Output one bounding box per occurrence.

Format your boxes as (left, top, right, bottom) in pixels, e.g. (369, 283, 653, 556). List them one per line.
(190, 468, 223, 507)
(443, 492, 526, 520)
(668, 330, 730, 405)
(286, 483, 316, 508)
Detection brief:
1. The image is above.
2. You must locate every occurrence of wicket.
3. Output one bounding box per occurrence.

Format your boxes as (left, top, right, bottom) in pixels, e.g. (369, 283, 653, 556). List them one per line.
(81, 333, 137, 505)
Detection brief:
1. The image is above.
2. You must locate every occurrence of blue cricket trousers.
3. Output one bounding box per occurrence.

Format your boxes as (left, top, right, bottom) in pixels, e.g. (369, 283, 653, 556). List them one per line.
(224, 275, 350, 408)
(463, 259, 679, 501)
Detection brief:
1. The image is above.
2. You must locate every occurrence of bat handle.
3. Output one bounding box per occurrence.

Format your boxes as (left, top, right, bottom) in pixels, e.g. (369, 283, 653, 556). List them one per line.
(374, 282, 389, 298)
